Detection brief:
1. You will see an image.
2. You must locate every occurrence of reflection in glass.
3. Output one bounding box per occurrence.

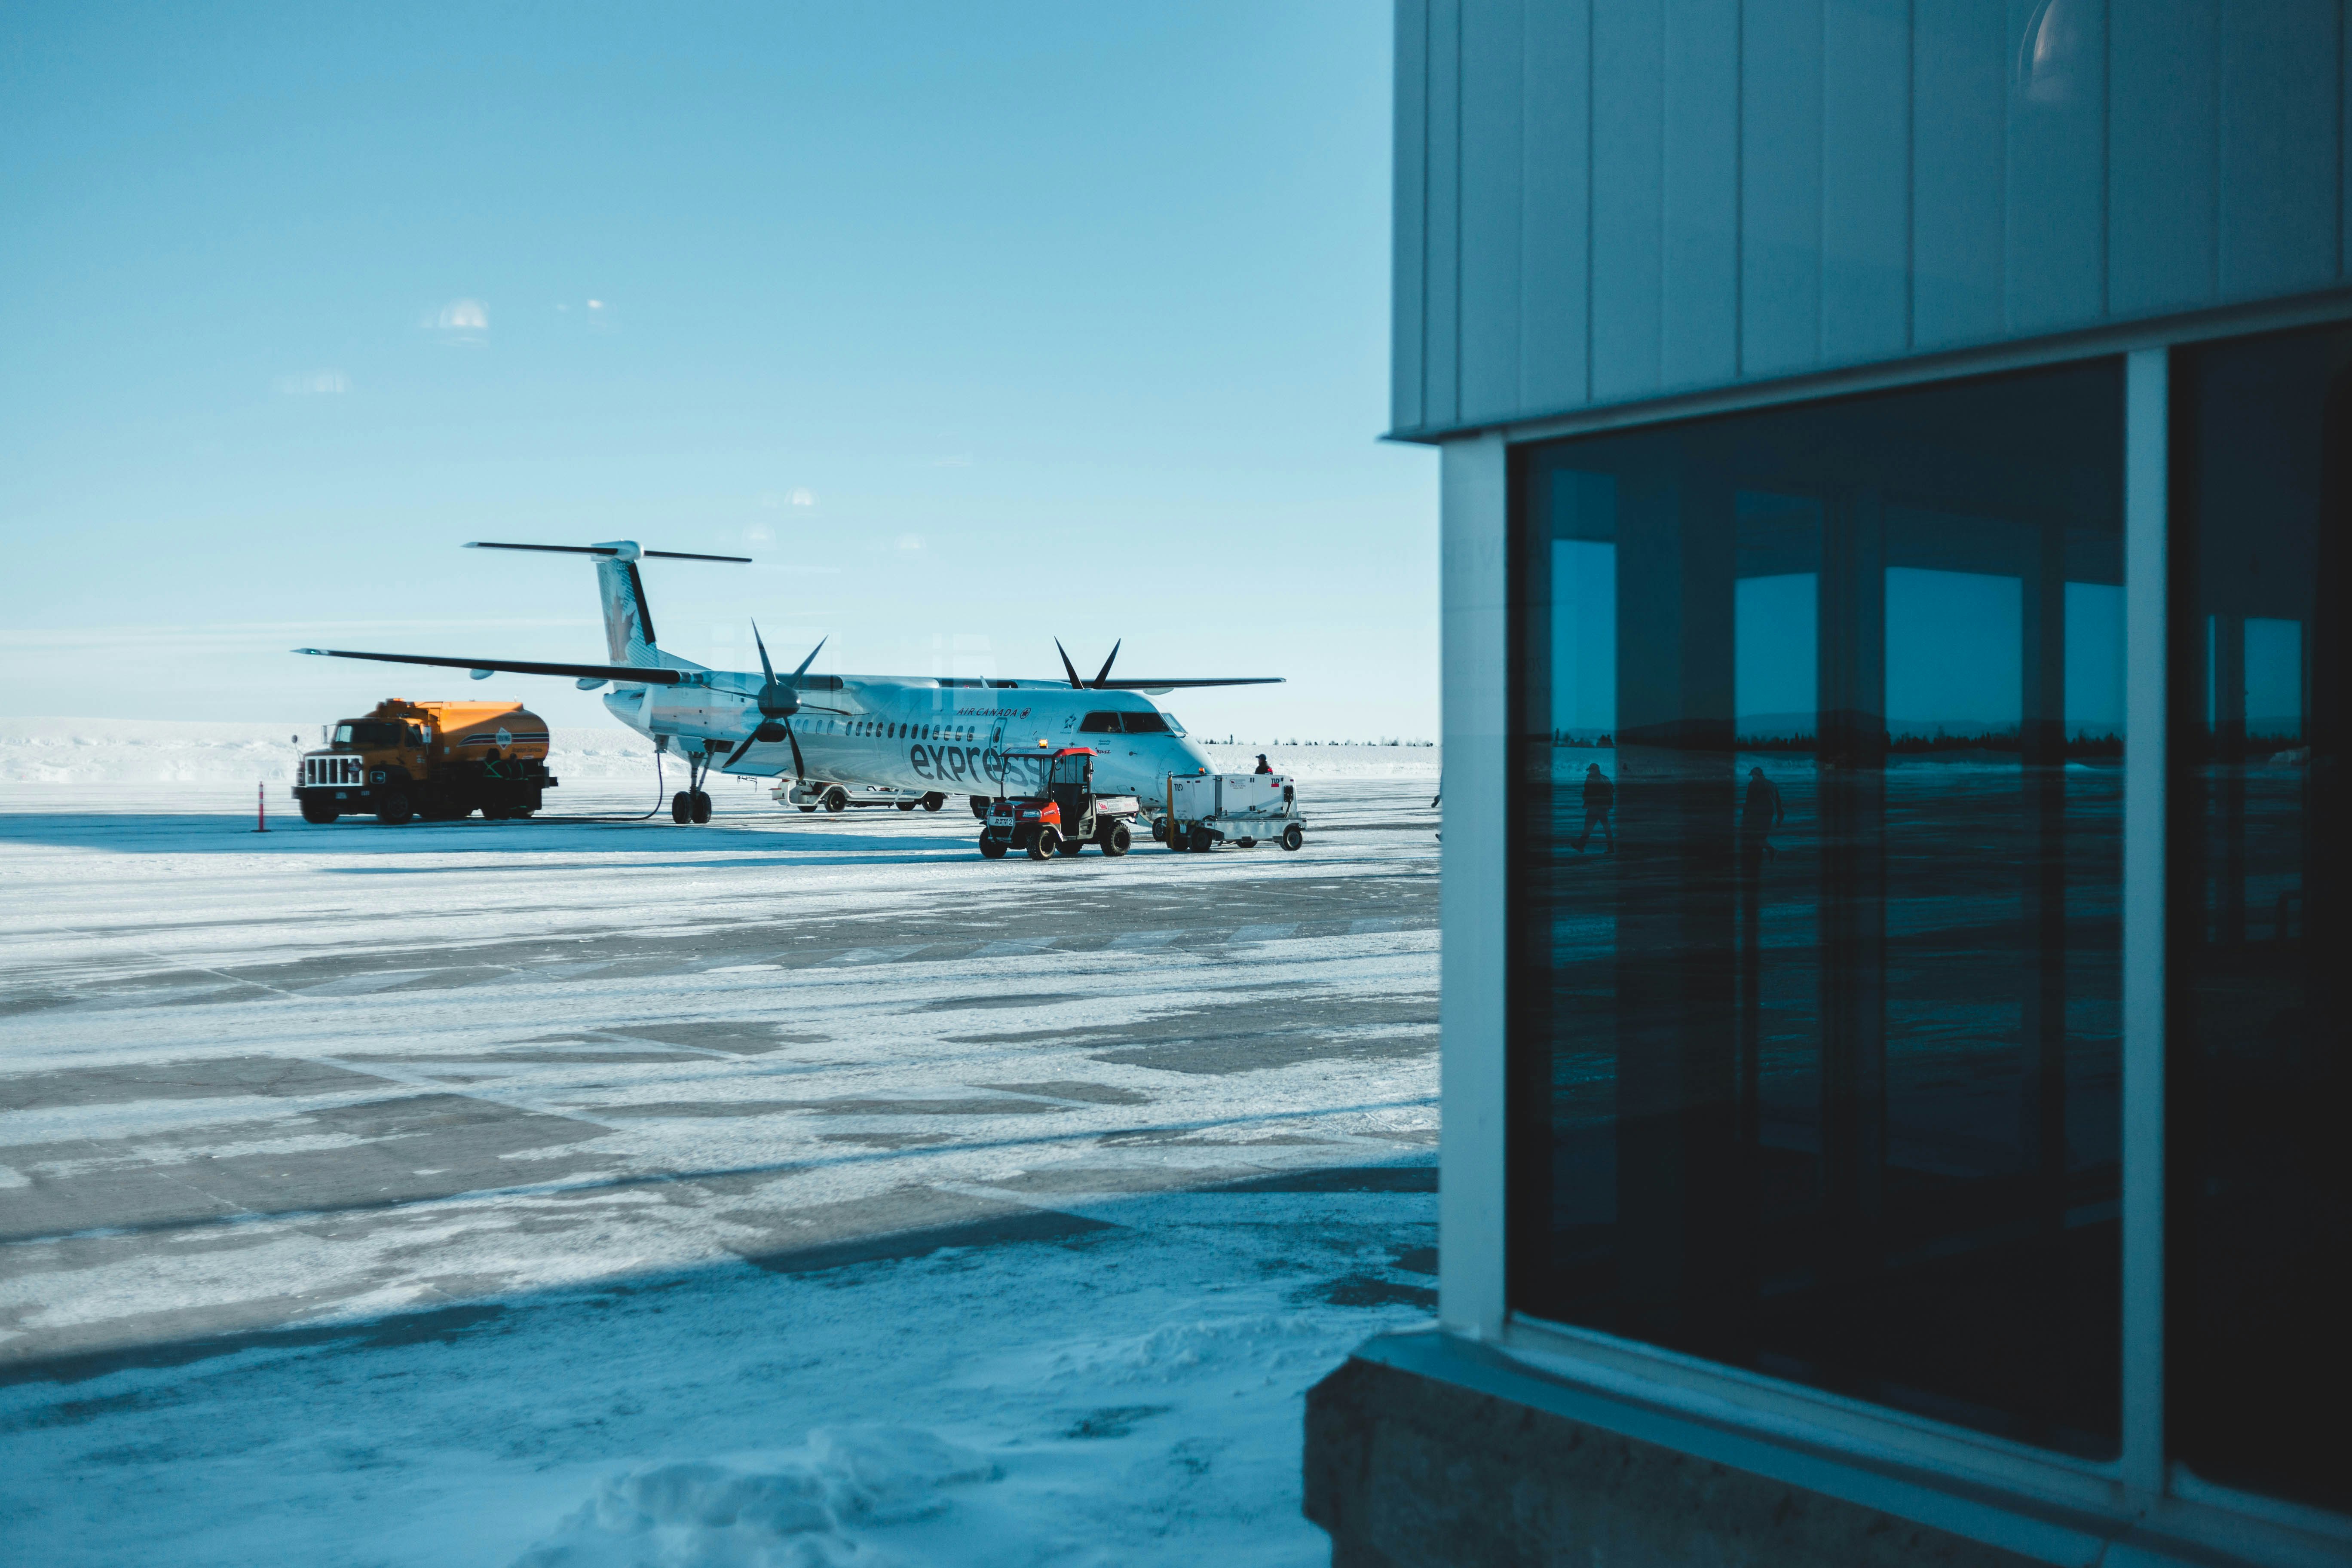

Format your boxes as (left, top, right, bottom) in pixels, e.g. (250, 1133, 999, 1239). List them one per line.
(1510, 361, 2124, 1455)
(2170, 327, 2347, 1513)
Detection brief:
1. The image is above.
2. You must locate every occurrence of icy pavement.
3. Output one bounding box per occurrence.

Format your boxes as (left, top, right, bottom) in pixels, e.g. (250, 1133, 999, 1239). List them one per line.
(0, 766, 1440, 1565)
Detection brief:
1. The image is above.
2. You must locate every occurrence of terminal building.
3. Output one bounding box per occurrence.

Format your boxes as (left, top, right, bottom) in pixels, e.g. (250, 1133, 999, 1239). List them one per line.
(1307, 3, 2348, 1564)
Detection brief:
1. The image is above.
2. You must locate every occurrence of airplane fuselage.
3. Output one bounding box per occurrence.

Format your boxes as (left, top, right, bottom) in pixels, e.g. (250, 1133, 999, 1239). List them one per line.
(604, 673, 1216, 801)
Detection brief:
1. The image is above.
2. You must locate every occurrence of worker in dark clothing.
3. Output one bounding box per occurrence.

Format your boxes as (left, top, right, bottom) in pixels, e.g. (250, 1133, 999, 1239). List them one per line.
(1254, 753, 1274, 775)
(1740, 766, 1784, 867)
(1571, 763, 1614, 852)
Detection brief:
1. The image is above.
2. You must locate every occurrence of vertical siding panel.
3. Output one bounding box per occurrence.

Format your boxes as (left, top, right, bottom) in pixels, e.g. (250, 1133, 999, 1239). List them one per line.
(2004, 0, 2107, 334)
(1521, 0, 1592, 411)
(1426, 0, 1464, 429)
(1820, 0, 1911, 363)
(1592, 0, 1666, 400)
(2107, 0, 2216, 317)
(1459, 0, 1526, 423)
(1912, 0, 2006, 346)
(1661, 0, 1741, 389)
(2217, 0, 2341, 299)
(1393, 0, 1430, 433)
(1741, 0, 1825, 376)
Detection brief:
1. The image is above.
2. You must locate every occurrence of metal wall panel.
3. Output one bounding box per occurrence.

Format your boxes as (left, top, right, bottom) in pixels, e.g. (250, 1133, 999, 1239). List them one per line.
(1591, 0, 1666, 401)
(1390, 0, 2350, 437)
(1460, 0, 1528, 423)
(1820, 0, 1912, 364)
(1519, 0, 1591, 410)
(2107, 0, 2216, 319)
(1911, 0, 2007, 349)
(2217, 0, 2341, 300)
(1427, 0, 1464, 430)
(1740, 0, 1823, 376)
(1662, 0, 1741, 388)
(1394, 0, 1430, 435)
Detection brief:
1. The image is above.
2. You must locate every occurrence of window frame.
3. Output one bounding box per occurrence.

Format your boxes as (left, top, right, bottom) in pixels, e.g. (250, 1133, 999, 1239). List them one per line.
(1458, 315, 2352, 1560)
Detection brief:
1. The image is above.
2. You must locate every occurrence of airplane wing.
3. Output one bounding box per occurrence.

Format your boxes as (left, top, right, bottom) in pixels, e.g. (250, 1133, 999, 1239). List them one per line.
(294, 648, 685, 685)
(1087, 677, 1283, 689)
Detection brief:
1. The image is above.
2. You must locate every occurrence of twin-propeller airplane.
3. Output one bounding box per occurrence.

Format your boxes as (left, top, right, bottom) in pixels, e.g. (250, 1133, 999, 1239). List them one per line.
(296, 541, 1279, 818)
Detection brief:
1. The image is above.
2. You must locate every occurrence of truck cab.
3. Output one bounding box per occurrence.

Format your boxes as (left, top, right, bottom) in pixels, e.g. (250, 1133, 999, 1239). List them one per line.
(293, 699, 557, 825)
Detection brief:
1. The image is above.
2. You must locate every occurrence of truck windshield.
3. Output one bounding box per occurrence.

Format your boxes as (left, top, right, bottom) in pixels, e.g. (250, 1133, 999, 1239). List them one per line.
(334, 722, 402, 747)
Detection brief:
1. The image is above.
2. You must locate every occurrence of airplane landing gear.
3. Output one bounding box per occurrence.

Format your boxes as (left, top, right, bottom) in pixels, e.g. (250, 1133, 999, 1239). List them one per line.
(673, 752, 717, 824)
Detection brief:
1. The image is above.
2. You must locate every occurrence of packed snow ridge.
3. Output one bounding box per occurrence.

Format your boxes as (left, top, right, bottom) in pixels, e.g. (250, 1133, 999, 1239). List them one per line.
(0, 718, 1440, 786)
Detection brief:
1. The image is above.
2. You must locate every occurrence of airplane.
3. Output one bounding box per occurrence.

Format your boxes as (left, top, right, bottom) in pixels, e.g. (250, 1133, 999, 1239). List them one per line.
(294, 540, 1280, 821)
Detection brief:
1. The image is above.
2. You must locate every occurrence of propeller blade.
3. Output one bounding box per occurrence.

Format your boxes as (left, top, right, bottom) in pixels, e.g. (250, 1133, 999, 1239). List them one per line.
(1056, 639, 1084, 689)
(1092, 640, 1121, 688)
(751, 621, 775, 685)
(722, 726, 760, 767)
(790, 637, 827, 681)
(784, 719, 807, 781)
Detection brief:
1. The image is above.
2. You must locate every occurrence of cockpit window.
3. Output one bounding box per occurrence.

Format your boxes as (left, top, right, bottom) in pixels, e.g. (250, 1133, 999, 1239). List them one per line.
(1118, 711, 1169, 734)
(1158, 712, 1186, 737)
(1078, 712, 1121, 733)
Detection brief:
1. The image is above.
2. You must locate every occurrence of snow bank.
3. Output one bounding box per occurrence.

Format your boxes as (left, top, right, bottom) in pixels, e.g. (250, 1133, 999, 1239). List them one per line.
(0, 720, 1433, 787)
(1198, 743, 1439, 782)
(0, 718, 664, 784)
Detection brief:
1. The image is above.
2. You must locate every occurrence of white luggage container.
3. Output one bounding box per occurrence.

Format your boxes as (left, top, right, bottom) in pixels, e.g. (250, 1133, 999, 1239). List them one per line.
(1160, 772, 1305, 852)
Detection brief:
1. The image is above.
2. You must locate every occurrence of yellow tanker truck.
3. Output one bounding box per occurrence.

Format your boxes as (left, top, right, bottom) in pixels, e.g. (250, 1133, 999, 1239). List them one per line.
(291, 698, 558, 825)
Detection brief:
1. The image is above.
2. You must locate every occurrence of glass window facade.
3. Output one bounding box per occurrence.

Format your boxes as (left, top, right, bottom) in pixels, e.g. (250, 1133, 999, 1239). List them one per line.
(2169, 325, 2351, 1513)
(1508, 361, 2126, 1455)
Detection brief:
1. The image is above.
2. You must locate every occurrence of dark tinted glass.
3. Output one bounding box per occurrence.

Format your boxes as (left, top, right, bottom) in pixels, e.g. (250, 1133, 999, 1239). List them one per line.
(1079, 712, 1122, 733)
(1510, 361, 2125, 1455)
(2169, 326, 2351, 1512)
(1120, 711, 1170, 734)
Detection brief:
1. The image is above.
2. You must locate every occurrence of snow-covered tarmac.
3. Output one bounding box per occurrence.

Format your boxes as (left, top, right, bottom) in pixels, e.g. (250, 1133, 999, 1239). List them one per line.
(0, 751, 1440, 1565)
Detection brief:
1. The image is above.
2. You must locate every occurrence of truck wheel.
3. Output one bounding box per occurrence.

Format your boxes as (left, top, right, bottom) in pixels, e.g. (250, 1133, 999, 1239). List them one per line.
(1056, 831, 1084, 856)
(798, 805, 817, 814)
(1280, 823, 1304, 851)
(1149, 816, 1167, 842)
(923, 793, 945, 812)
(1028, 827, 1059, 861)
(690, 791, 712, 824)
(897, 800, 917, 812)
(376, 791, 414, 826)
(1188, 826, 1215, 852)
(1101, 822, 1132, 857)
(969, 796, 989, 818)
(300, 799, 338, 825)
(672, 791, 692, 824)
(824, 788, 848, 813)
(1167, 825, 1188, 853)
(980, 836, 1008, 859)
(1235, 836, 1256, 848)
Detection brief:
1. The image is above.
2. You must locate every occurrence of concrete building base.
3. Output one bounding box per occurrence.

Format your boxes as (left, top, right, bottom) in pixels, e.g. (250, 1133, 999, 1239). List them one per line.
(1302, 1330, 2233, 1568)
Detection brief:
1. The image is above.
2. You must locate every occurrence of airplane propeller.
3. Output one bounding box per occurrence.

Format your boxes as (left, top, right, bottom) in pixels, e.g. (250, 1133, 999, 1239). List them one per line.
(1054, 638, 1122, 690)
(721, 624, 841, 773)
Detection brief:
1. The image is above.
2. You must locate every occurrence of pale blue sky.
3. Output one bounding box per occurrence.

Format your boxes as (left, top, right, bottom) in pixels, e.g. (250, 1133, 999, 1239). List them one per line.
(1, 3, 1435, 739)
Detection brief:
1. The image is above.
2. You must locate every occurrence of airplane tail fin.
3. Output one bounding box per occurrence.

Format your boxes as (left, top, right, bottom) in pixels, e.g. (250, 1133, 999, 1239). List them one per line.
(464, 539, 749, 669)
(592, 551, 663, 667)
